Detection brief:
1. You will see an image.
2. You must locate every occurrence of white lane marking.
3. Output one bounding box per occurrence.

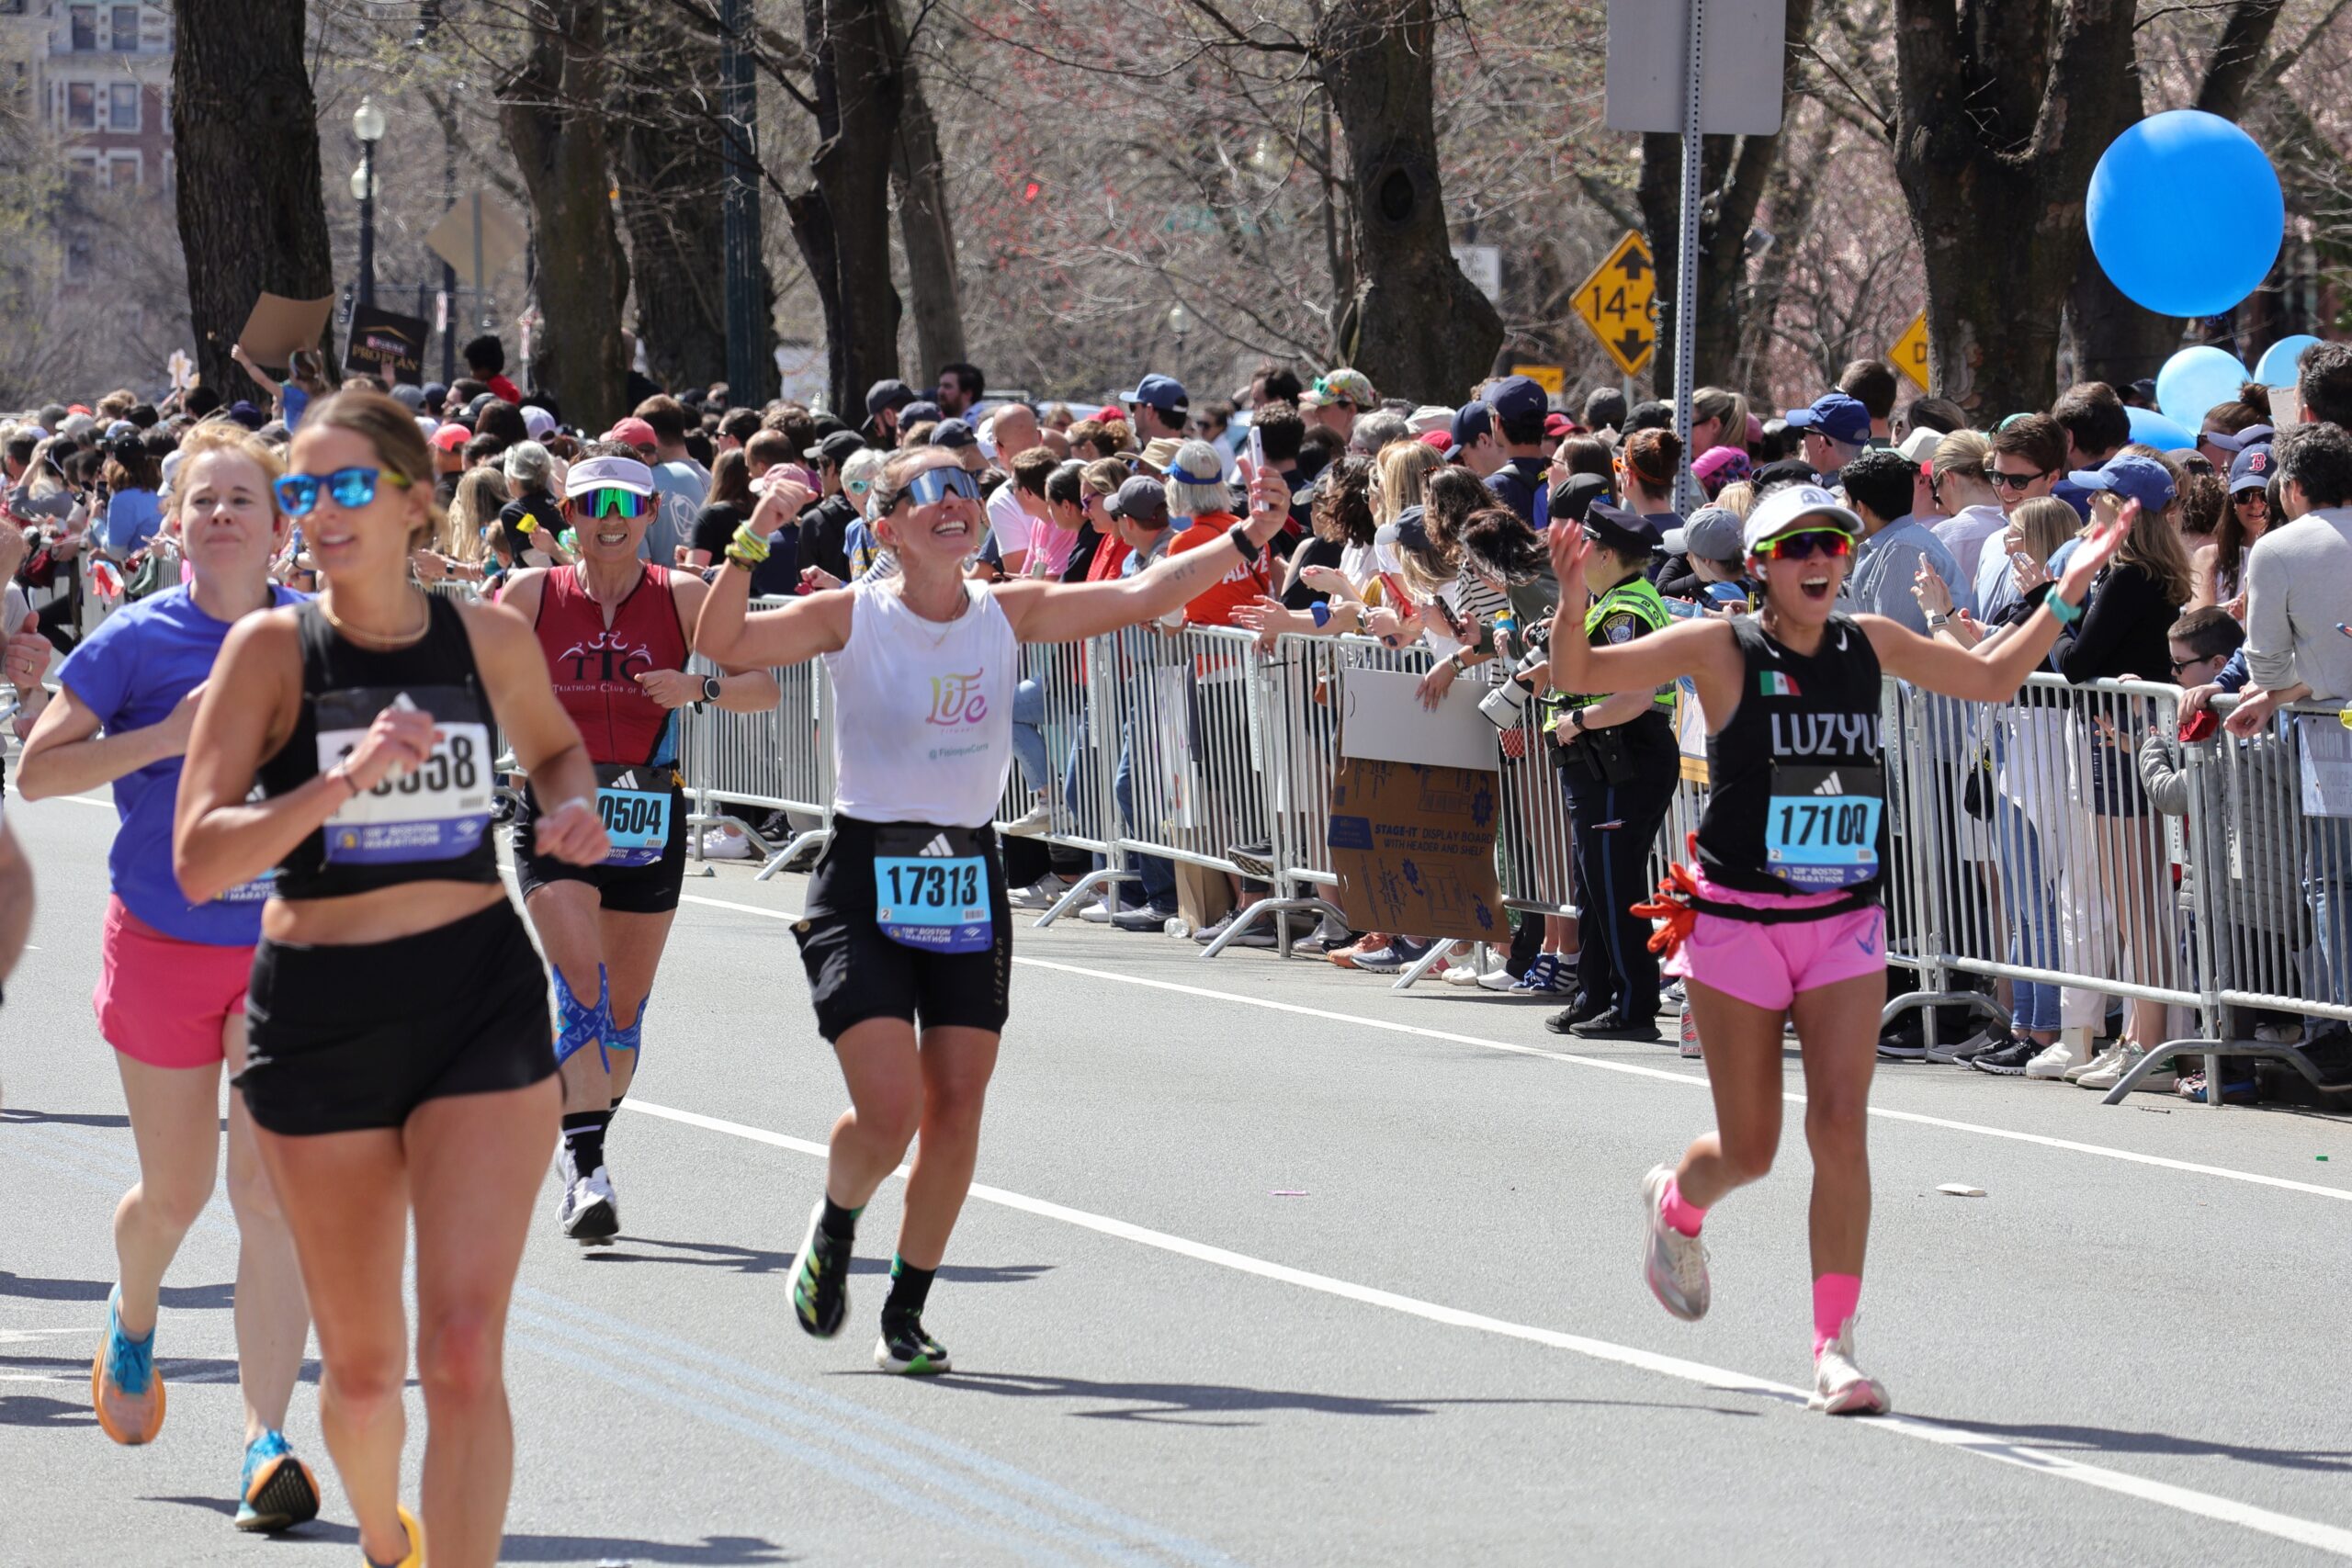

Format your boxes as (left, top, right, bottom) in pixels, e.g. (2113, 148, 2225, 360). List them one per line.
(619, 1096, 2352, 1559)
(674, 893, 2352, 1204)
(36, 795, 117, 809)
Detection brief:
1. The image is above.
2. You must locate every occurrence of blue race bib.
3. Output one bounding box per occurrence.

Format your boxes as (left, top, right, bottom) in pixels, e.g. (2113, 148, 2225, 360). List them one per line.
(1765, 764, 1883, 891)
(871, 827, 994, 953)
(594, 766, 673, 867)
(315, 685, 493, 864)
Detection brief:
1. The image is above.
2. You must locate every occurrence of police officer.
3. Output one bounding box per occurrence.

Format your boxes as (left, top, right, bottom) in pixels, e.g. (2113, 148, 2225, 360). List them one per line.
(1544, 500, 1679, 1040)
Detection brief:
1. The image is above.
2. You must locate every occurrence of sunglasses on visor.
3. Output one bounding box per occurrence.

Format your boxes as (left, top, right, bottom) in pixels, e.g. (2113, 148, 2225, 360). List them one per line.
(272, 467, 413, 517)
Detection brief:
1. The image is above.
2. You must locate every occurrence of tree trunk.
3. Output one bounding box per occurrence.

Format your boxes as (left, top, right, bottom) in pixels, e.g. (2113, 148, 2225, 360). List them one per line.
(500, 0, 631, 428)
(887, 0, 964, 383)
(1732, 109, 1831, 396)
(1316, 0, 1499, 405)
(1890, 0, 2140, 419)
(790, 0, 903, 417)
(611, 0, 734, 392)
(170, 0, 332, 392)
(1634, 0, 1813, 399)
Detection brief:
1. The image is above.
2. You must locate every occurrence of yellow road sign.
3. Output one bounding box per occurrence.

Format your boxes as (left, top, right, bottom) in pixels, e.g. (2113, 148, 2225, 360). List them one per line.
(1891, 310, 1930, 392)
(1510, 363, 1566, 396)
(1572, 231, 1657, 378)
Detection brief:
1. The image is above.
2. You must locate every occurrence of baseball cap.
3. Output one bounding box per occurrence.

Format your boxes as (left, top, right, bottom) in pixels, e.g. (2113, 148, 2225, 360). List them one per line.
(1418, 429, 1454, 454)
(224, 401, 265, 432)
(1408, 404, 1454, 434)
(430, 423, 471, 452)
(564, 454, 656, 500)
(1751, 455, 1821, 490)
(1544, 412, 1575, 440)
(1581, 501, 1660, 555)
(1691, 446, 1752, 494)
(1782, 392, 1872, 447)
(603, 416, 658, 449)
(1317, 367, 1376, 408)
(390, 383, 425, 412)
(2065, 453, 2177, 513)
(1374, 504, 1431, 556)
(1894, 428, 1943, 465)
(1484, 375, 1546, 426)
(805, 430, 866, 468)
(927, 418, 978, 451)
(1120, 373, 1189, 414)
(1445, 402, 1492, 458)
(865, 378, 915, 417)
(900, 399, 943, 428)
(1108, 474, 1170, 522)
(1663, 505, 1745, 563)
(2207, 423, 2275, 455)
(521, 404, 557, 440)
(1550, 472, 1613, 527)
(1623, 400, 1675, 434)
(1742, 483, 1863, 552)
(2228, 445, 2274, 495)
(419, 381, 448, 413)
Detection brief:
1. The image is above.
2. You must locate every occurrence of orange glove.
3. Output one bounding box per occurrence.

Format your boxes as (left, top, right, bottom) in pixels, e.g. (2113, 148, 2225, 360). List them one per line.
(1631, 834, 1703, 959)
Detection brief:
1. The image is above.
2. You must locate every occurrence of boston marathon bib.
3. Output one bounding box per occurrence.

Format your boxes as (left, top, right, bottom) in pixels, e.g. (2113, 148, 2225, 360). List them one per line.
(1764, 762, 1883, 891)
(593, 764, 674, 867)
(314, 685, 493, 864)
(871, 825, 993, 953)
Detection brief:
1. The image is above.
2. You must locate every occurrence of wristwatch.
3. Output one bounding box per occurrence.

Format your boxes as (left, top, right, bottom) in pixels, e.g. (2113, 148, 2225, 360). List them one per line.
(701, 674, 723, 704)
(1925, 612, 1951, 631)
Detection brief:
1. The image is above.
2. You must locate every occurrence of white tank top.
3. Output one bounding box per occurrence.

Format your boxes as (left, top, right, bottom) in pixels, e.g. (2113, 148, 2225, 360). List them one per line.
(823, 576, 1019, 829)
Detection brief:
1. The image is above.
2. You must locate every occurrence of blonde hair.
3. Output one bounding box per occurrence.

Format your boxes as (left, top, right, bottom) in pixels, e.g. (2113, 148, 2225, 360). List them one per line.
(1374, 439, 1440, 527)
(445, 467, 508, 562)
(1930, 429, 1991, 482)
(1712, 480, 1756, 519)
(2010, 497, 2078, 567)
(299, 389, 443, 549)
(166, 423, 284, 526)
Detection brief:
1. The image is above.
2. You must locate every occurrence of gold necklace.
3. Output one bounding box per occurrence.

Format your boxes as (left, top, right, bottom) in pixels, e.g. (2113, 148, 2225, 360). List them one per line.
(318, 590, 430, 649)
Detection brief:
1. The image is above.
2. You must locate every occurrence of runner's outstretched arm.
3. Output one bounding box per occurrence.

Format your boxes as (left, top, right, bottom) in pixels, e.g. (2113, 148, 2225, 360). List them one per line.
(1861, 511, 2126, 701)
(690, 531, 853, 669)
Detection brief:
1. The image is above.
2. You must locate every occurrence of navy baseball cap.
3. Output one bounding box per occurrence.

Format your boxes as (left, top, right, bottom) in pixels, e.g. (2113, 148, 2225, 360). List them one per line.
(1445, 402, 1492, 458)
(1485, 375, 1547, 426)
(865, 378, 915, 417)
(1374, 504, 1431, 556)
(2228, 444, 2275, 495)
(2067, 453, 2177, 513)
(2208, 423, 2275, 455)
(900, 399, 943, 428)
(1120, 373, 1189, 414)
(927, 418, 978, 451)
(1782, 392, 1872, 447)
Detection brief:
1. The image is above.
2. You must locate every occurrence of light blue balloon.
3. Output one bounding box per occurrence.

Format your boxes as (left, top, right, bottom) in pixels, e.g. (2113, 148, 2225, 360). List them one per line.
(2088, 111, 2282, 318)
(2124, 406, 2198, 453)
(2155, 344, 2250, 431)
(2255, 334, 2322, 388)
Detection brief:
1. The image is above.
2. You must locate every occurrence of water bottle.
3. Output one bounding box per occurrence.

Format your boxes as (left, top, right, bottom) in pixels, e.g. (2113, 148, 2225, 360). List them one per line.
(1679, 1000, 1702, 1060)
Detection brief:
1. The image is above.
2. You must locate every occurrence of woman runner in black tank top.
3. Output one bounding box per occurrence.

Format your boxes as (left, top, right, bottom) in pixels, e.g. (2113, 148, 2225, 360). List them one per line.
(1545, 480, 2129, 1418)
(174, 390, 611, 1568)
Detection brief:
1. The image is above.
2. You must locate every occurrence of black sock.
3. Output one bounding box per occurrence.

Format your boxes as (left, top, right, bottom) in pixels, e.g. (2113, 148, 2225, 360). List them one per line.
(819, 1197, 862, 1243)
(560, 1111, 609, 1174)
(885, 1256, 936, 1319)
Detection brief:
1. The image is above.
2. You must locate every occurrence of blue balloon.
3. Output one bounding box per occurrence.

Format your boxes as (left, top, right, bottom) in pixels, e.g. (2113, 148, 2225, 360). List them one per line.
(2155, 344, 2250, 431)
(2088, 111, 2282, 318)
(2125, 406, 2198, 453)
(2255, 334, 2323, 388)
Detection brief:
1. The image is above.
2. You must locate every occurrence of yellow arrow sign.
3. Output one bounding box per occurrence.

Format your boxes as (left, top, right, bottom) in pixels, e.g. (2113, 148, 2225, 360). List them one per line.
(1572, 231, 1657, 378)
(1891, 310, 1930, 392)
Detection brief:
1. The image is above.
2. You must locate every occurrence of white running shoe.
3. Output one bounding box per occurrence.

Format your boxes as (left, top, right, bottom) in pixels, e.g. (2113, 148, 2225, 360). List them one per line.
(1808, 1317, 1891, 1416)
(1001, 792, 1052, 838)
(560, 1166, 619, 1245)
(1008, 874, 1073, 911)
(2077, 1043, 2175, 1093)
(1636, 1165, 1710, 1322)
(701, 827, 753, 861)
(2024, 1038, 2086, 1080)
(1077, 897, 1113, 923)
(2064, 1043, 2123, 1083)
(1443, 961, 1489, 987)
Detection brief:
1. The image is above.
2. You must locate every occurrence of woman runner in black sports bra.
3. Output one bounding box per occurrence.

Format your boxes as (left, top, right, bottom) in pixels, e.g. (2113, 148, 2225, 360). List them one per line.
(1546, 481, 2127, 1416)
(175, 390, 610, 1568)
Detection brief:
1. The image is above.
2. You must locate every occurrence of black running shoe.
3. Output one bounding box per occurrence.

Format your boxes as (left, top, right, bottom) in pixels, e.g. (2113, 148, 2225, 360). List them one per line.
(874, 1310, 950, 1375)
(1972, 1037, 2039, 1077)
(1543, 994, 1613, 1035)
(1569, 1013, 1664, 1043)
(789, 1201, 851, 1339)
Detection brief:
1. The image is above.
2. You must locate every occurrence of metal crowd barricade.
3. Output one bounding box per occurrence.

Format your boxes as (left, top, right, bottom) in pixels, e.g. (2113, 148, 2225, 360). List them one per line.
(996, 635, 1127, 923)
(417, 578, 526, 818)
(679, 596, 832, 880)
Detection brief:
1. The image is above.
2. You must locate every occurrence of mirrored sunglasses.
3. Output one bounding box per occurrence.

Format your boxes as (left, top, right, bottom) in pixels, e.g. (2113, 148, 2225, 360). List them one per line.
(1756, 528, 1855, 561)
(578, 487, 650, 520)
(272, 466, 412, 517)
(903, 467, 980, 507)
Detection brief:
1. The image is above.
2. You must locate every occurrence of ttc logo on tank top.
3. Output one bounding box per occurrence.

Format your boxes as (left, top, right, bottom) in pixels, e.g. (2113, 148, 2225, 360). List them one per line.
(926, 671, 989, 727)
(558, 629, 657, 689)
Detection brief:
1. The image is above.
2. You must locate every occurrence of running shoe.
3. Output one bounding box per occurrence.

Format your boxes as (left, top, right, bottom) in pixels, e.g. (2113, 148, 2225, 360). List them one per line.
(788, 1200, 851, 1339)
(362, 1505, 424, 1568)
(1109, 903, 1178, 932)
(1509, 953, 1566, 995)
(235, 1428, 321, 1533)
(1571, 1012, 1663, 1043)
(1971, 1037, 2039, 1077)
(2024, 1038, 2086, 1080)
(1226, 841, 1274, 880)
(1926, 1026, 2006, 1066)
(1443, 957, 1491, 987)
(1007, 874, 1072, 912)
(2176, 1068, 2257, 1105)
(701, 826, 754, 861)
(1636, 1165, 1710, 1322)
(1808, 1317, 1892, 1416)
(1191, 909, 1239, 945)
(1077, 897, 1113, 924)
(1294, 916, 1354, 954)
(560, 1166, 619, 1246)
(2065, 1042, 2125, 1083)
(874, 1311, 951, 1375)
(2076, 1043, 2175, 1093)
(1476, 964, 1524, 991)
(1543, 995, 1613, 1035)
(92, 1285, 164, 1446)
(1874, 1021, 1928, 1061)
(1001, 792, 1053, 838)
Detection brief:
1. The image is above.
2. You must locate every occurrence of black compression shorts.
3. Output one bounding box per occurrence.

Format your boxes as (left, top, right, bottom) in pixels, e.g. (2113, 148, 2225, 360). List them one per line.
(792, 816, 1013, 1043)
(513, 779, 690, 915)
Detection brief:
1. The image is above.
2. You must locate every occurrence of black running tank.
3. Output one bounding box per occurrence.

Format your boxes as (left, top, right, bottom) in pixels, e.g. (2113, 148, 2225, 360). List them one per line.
(1696, 614, 1887, 902)
(259, 593, 502, 900)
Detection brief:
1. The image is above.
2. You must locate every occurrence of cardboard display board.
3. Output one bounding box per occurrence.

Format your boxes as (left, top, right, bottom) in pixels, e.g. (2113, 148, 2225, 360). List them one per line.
(1327, 759, 1506, 943)
(235, 294, 334, 368)
(1340, 666, 1498, 770)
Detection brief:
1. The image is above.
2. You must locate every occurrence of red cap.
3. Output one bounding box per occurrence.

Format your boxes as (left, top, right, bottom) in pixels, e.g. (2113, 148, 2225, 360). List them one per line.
(68, 403, 91, 416)
(430, 423, 471, 452)
(1544, 412, 1574, 439)
(1419, 429, 1453, 453)
(603, 416, 658, 448)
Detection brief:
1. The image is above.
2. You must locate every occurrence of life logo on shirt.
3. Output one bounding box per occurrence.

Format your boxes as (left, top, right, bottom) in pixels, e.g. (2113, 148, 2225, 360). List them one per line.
(925, 671, 989, 727)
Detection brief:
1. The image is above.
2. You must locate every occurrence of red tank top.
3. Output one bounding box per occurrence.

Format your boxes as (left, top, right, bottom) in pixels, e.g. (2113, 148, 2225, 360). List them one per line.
(534, 563, 689, 765)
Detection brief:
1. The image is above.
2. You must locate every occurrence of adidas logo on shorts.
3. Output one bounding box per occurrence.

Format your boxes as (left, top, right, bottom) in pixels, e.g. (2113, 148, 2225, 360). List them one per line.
(1813, 772, 1845, 795)
(918, 833, 956, 857)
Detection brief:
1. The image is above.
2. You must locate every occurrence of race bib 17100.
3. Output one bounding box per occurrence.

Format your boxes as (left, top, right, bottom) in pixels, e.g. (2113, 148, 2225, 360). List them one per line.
(1764, 763, 1883, 891)
(315, 685, 493, 864)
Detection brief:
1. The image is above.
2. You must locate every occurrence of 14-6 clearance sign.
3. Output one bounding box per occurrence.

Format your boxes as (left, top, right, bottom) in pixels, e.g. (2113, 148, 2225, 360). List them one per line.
(1573, 231, 1657, 378)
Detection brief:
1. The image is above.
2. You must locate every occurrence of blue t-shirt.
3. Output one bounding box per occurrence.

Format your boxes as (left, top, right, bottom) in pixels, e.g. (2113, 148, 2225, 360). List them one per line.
(102, 487, 163, 555)
(58, 583, 306, 945)
(281, 384, 311, 431)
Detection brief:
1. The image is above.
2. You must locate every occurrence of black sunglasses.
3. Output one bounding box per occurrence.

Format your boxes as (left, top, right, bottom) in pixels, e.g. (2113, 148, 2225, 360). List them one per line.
(2233, 489, 2268, 507)
(1988, 469, 2049, 491)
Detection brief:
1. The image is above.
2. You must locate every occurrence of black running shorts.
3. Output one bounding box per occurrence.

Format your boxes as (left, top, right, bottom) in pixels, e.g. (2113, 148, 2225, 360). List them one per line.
(239, 898, 556, 1135)
(513, 779, 690, 915)
(793, 815, 1013, 1043)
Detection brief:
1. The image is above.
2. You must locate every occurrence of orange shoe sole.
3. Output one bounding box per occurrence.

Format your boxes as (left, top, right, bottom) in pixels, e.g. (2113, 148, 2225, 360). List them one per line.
(91, 1342, 165, 1446)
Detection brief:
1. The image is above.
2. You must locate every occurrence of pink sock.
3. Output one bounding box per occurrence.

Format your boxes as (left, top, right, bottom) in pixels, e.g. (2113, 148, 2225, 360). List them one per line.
(1657, 1175, 1706, 1236)
(1813, 1273, 1862, 1358)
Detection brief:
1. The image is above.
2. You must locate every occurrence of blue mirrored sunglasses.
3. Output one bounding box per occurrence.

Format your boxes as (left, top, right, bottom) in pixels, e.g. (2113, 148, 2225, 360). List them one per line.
(272, 466, 412, 517)
(903, 467, 980, 507)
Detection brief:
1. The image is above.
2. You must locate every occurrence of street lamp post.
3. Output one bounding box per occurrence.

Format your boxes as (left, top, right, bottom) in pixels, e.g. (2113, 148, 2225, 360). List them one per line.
(1167, 302, 1192, 385)
(353, 96, 387, 309)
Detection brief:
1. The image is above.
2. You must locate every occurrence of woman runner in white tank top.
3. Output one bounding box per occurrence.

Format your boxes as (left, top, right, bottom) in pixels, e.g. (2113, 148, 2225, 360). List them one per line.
(694, 446, 1294, 1375)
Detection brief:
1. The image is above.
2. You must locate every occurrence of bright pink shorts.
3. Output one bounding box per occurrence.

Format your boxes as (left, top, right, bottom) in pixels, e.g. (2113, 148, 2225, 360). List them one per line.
(1666, 876, 1886, 1012)
(93, 897, 253, 1069)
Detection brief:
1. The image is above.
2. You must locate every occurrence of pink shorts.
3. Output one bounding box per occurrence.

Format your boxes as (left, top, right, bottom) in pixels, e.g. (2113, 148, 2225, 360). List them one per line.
(1666, 877, 1886, 1012)
(93, 897, 253, 1069)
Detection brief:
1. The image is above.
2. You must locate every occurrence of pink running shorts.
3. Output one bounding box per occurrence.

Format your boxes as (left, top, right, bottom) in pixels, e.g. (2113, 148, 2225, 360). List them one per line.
(1665, 875, 1887, 1012)
(93, 897, 252, 1069)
